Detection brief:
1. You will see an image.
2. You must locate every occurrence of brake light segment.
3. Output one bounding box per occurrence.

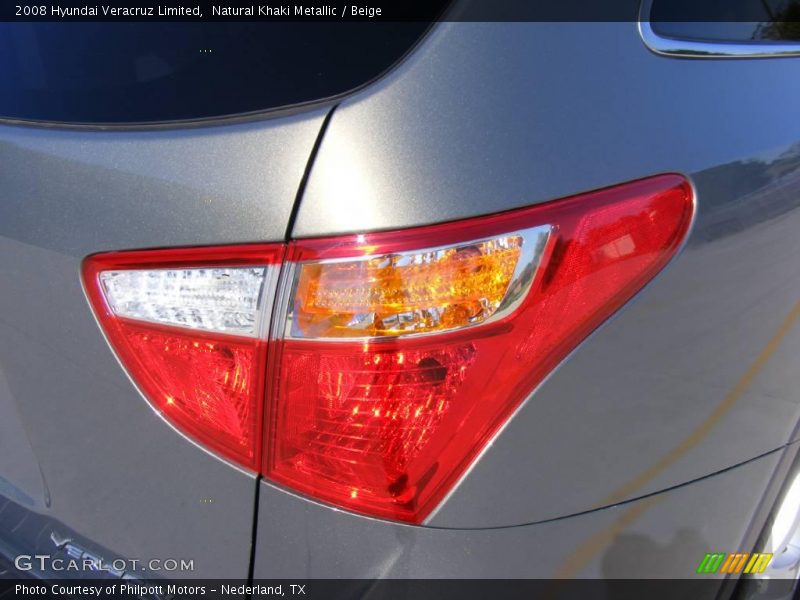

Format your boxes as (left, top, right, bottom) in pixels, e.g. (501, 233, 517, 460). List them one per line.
(266, 175, 693, 523)
(82, 245, 283, 470)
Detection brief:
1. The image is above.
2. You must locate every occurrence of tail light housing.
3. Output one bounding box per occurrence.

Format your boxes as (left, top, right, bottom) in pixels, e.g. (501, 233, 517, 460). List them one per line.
(83, 174, 693, 523)
(82, 245, 283, 470)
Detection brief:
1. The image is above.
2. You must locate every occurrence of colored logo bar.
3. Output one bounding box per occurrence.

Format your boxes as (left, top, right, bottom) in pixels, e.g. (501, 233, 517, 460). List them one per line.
(696, 552, 773, 574)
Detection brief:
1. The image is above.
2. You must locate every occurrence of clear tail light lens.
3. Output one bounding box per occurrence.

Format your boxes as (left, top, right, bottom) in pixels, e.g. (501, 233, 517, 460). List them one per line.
(83, 175, 693, 523)
(99, 267, 266, 336)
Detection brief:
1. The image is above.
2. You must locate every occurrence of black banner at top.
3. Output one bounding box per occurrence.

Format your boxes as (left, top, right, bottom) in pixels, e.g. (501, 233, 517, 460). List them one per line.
(4, 0, 800, 23)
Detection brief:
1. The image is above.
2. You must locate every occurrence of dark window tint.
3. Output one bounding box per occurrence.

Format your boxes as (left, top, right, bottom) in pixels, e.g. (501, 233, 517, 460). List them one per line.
(651, 0, 800, 42)
(0, 23, 430, 124)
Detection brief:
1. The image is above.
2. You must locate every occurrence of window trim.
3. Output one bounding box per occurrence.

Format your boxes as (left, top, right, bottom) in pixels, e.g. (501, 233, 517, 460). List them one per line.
(638, 0, 800, 58)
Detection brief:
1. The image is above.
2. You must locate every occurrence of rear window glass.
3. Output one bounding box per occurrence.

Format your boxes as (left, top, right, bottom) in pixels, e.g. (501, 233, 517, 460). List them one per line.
(0, 22, 431, 124)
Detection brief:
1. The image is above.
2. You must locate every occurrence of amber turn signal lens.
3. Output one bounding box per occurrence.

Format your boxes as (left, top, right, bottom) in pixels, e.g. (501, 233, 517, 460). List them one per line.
(291, 236, 523, 338)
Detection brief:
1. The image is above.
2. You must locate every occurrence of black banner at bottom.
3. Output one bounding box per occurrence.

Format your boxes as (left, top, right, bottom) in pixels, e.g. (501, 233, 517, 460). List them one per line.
(0, 578, 797, 600)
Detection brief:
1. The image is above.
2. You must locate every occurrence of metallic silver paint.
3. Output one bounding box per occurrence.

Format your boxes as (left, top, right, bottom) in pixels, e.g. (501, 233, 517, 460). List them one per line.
(0, 110, 327, 255)
(0, 110, 328, 576)
(295, 22, 800, 237)
(256, 448, 787, 578)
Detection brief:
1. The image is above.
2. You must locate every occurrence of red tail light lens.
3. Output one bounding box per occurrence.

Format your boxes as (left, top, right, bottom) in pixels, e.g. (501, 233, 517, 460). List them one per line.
(83, 175, 693, 523)
(108, 322, 265, 468)
(265, 175, 693, 522)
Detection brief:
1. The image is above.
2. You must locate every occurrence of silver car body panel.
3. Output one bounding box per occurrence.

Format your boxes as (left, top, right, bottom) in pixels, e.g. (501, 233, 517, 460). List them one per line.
(0, 110, 327, 576)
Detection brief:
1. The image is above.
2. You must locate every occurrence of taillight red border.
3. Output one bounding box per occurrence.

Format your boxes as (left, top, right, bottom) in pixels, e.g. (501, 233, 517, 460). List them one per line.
(288, 175, 693, 262)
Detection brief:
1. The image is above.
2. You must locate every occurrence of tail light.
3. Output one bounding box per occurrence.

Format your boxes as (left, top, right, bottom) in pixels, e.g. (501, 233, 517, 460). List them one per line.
(83, 175, 693, 523)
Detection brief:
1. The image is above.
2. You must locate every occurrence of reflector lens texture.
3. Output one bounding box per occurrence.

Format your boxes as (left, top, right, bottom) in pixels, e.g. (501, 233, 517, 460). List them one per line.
(274, 342, 477, 518)
(114, 321, 263, 467)
(100, 267, 266, 336)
